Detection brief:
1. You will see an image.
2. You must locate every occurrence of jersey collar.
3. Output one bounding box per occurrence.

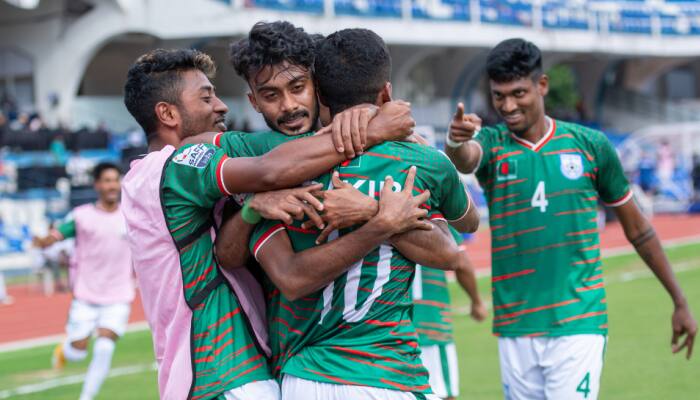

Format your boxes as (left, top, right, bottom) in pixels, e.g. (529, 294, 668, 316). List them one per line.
(510, 116, 555, 152)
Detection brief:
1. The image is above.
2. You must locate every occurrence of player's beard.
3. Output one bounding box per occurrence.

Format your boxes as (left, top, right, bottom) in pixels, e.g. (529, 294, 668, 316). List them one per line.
(180, 108, 226, 139)
(264, 102, 319, 136)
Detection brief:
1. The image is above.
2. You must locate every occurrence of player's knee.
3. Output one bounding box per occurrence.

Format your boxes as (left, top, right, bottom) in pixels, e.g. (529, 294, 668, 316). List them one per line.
(96, 328, 119, 342)
(71, 338, 90, 350)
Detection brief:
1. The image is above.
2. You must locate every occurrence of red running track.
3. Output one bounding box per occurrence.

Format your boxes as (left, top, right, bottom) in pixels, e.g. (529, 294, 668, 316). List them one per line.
(1, 214, 699, 345)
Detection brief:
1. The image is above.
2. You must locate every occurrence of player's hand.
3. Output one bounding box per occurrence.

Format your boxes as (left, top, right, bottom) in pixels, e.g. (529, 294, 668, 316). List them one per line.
(304, 171, 378, 244)
(366, 100, 415, 146)
(671, 302, 697, 359)
(448, 102, 482, 144)
(470, 301, 488, 322)
(32, 236, 54, 249)
(316, 105, 378, 159)
(249, 184, 325, 228)
(372, 166, 432, 235)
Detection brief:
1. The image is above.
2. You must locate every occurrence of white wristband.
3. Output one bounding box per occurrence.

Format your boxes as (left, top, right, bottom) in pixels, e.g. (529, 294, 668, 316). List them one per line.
(445, 134, 464, 149)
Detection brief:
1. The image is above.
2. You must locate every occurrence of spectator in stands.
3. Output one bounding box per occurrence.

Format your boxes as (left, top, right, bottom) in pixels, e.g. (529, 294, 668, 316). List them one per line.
(0, 111, 6, 144)
(657, 139, 676, 188)
(50, 133, 68, 165)
(9, 112, 29, 131)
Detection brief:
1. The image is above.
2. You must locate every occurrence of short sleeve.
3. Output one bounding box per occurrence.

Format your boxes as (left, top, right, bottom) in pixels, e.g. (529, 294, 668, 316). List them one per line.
(473, 127, 496, 174)
(55, 218, 76, 239)
(448, 225, 463, 244)
(432, 152, 469, 222)
(249, 219, 286, 260)
(215, 130, 315, 158)
(592, 133, 632, 207)
(164, 143, 231, 208)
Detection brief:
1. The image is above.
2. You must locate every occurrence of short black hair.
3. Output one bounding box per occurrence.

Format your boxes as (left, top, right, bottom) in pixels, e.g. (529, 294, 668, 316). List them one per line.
(229, 21, 315, 82)
(93, 162, 121, 181)
(123, 49, 216, 137)
(486, 38, 542, 83)
(314, 29, 391, 115)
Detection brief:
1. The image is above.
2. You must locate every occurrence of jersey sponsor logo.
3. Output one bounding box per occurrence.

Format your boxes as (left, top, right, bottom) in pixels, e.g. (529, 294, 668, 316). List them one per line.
(496, 160, 518, 181)
(172, 144, 215, 169)
(560, 154, 584, 180)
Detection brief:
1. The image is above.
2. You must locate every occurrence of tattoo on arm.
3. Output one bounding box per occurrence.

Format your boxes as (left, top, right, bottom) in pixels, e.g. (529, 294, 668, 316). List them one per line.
(631, 227, 656, 248)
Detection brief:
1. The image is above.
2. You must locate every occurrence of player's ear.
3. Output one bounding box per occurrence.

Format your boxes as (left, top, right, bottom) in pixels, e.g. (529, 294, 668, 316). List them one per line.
(538, 74, 549, 97)
(378, 82, 392, 105)
(247, 91, 261, 113)
(155, 102, 178, 129)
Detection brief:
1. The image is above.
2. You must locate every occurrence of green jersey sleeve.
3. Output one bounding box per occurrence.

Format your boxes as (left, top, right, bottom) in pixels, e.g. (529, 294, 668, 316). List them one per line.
(249, 219, 287, 260)
(591, 132, 632, 206)
(215, 130, 315, 158)
(432, 152, 470, 221)
(165, 143, 232, 208)
(473, 127, 497, 174)
(56, 218, 76, 239)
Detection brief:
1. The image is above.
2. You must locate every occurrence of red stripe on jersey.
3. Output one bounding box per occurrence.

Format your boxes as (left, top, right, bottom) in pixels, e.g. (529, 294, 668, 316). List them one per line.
(544, 149, 584, 156)
(552, 133, 574, 140)
(343, 356, 420, 377)
(573, 256, 601, 265)
(491, 178, 528, 190)
(490, 206, 531, 220)
(375, 299, 396, 306)
(429, 213, 445, 220)
(184, 265, 213, 290)
(171, 218, 194, 233)
(338, 173, 369, 179)
(525, 332, 549, 337)
(492, 244, 517, 253)
(220, 361, 264, 387)
(599, 323, 608, 329)
(252, 224, 285, 256)
(220, 354, 264, 379)
(489, 150, 524, 164)
(575, 282, 605, 292)
(304, 368, 362, 385)
(276, 301, 311, 320)
(193, 345, 212, 353)
(213, 132, 223, 147)
(215, 156, 231, 195)
(583, 195, 598, 201)
(193, 332, 209, 340)
(285, 224, 319, 234)
(423, 279, 447, 287)
(585, 274, 604, 282)
(207, 308, 241, 330)
(212, 338, 234, 355)
(211, 326, 233, 343)
(603, 190, 633, 207)
(494, 299, 580, 320)
(365, 152, 401, 161)
(492, 268, 536, 282)
(555, 207, 596, 216)
(490, 193, 520, 204)
(490, 224, 506, 231)
(414, 299, 450, 308)
(567, 228, 598, 237)
(494, 226, 545, 241)
(580, 244, 600, 252)
(493, 318, 520, 327)
(555, 310, 607, 324)
(191, 380, 221, 394)
(494, 300, 527, 310)
(273, 317, 304, 335)
(380, 379, 431, 392)
(583, 172, 596, 180)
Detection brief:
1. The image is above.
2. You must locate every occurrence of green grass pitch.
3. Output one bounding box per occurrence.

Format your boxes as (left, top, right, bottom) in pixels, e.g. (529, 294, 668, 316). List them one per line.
(1, 242, 698, 399)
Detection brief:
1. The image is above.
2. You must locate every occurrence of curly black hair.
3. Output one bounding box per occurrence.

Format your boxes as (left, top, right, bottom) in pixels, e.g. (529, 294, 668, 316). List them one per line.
(123, 48, 216, 137)
(229, 21, 315, 82)
(486, 38, 542, 83)
(314, 29, 391, 116)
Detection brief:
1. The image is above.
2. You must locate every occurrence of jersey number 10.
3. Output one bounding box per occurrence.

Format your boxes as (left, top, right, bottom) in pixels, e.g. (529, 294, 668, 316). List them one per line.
(531, 181, 548, 212)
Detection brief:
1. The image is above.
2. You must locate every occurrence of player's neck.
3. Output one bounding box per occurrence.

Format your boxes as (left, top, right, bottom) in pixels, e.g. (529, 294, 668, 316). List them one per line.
(519, 115, 549, 144)
(148, 129, 182, 152)
(96, 200, 119, 213)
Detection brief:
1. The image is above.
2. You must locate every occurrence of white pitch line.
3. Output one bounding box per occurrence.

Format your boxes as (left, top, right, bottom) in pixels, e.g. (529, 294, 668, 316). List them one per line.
(0, 362, 157, 399)
(0, 321, 150, 353)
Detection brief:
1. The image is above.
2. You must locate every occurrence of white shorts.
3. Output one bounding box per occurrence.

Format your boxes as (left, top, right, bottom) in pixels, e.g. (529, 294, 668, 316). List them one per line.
(65, 299, 131, 341)
(498, 334, 606, 400)
(419, 343, 459, 398)
(281, 375, 441, 400)
(223, 379, 280, 400)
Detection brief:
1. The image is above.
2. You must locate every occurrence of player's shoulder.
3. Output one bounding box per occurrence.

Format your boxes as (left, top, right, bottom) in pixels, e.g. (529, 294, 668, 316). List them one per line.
(478, 124, 510, 144)
(169, 143, 220, 170)
(555, 120, 608, 144)
(381, 142, 455, 170)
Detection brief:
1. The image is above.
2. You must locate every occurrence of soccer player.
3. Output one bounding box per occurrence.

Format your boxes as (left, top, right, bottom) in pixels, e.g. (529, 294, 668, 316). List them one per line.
(445, 38, 697, 399)
(122, 48, 419, 400)
(239, 28, 478, 400)
(412, 226, 487, 400)
(33, 162, 133, 400)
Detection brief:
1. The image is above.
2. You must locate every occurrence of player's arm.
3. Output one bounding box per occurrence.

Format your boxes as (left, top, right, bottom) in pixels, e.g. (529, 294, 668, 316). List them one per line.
(253, 175, 432, 301)
(216, 185, 326, 269)
(613, 201, 697, 359)
(32, 219, 75, 248)
(444, 102, 484, 174)
(454, 250, 488, 322)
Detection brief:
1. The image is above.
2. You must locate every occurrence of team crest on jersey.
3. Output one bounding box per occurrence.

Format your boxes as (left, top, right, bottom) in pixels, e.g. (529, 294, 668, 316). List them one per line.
(340, 156, 362, 169)
(560, 153, 583, 180)
(172, 144, 215, 169)
(496, 160, 518, 181)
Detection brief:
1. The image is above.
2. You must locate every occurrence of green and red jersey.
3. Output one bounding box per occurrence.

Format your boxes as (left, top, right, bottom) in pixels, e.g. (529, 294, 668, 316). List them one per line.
(248, 141, 470, 394)
(412, 227, 464, 346)
(474, 117, 631, 337)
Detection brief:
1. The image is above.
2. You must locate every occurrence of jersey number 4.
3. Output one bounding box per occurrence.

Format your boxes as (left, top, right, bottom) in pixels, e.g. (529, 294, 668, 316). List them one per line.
(531, 181, 548, 212)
